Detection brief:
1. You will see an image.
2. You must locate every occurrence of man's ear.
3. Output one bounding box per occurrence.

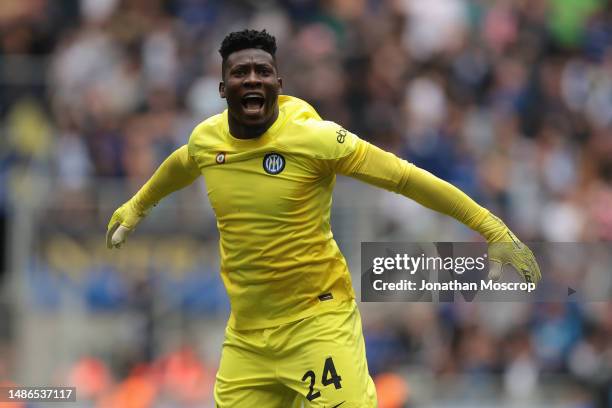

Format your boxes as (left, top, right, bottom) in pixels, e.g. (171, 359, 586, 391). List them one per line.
(219, 81, 225, 98)
(278, 77, 283, 93)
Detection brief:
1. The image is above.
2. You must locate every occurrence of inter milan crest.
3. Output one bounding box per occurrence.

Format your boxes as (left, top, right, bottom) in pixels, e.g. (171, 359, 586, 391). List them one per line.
(215, 152, 226, 164)
(263, 153, 285, 175)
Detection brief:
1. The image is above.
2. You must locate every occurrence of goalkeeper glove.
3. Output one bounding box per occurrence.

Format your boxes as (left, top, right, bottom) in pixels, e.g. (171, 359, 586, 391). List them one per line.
(483, 214, 542, 286)
(106, 201, 150, 249)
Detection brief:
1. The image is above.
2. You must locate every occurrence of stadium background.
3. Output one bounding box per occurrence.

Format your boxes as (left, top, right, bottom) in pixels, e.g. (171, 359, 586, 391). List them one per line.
(1, 0, 611, 407)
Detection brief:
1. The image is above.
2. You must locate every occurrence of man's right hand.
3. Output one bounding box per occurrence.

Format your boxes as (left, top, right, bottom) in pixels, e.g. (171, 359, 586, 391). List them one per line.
(106, 201, 148, 249)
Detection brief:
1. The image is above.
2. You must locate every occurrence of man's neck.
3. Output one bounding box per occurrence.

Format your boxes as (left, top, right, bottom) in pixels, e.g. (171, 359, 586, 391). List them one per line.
(228, 107, 280, 139)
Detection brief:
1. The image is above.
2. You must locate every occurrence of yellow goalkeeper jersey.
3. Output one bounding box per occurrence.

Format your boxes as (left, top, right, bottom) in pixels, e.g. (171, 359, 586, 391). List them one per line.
(188, 96, 369, 330)
(185, 95, 495, 329)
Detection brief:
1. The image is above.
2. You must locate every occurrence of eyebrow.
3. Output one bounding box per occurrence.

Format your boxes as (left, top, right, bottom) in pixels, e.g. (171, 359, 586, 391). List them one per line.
(229, 62, 276, 73)
(230, 61, 274, 68)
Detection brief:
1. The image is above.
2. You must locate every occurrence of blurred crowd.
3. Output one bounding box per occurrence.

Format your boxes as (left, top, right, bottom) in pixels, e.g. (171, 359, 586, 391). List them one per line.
(2, 0, 612, 407)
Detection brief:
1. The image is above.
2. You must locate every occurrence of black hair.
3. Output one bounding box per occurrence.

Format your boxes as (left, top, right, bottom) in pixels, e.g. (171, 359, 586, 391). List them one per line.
(219, 29, 277, 74)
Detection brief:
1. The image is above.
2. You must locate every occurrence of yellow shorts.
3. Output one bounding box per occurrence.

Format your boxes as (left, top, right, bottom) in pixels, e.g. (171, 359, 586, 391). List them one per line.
(214, 301, 378, 407)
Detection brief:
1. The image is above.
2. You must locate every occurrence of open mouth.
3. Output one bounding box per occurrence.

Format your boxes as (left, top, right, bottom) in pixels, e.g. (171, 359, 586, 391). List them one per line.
(241, 94, 265, 113)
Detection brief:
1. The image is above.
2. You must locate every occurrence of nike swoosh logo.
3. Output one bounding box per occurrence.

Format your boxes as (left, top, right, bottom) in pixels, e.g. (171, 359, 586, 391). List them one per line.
(330, 402, 345, 408)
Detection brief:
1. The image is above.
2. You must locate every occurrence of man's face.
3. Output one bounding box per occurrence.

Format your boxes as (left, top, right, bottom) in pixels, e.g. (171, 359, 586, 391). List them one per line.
(220, 48, 282, 127)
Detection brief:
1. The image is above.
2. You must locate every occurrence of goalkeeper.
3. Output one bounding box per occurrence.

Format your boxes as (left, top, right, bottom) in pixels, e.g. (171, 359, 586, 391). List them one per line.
(107, 29, 540, 408)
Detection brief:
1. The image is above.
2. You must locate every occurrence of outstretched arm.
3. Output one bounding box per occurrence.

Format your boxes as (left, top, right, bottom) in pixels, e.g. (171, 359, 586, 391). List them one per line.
(106, 145, 201, 248)
(336, 139, 541, 285)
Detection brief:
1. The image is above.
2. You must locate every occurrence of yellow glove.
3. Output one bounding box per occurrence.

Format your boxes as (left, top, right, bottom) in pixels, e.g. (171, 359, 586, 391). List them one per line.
(106, 201, 150, 249)
(105, 145, 200, 250)
(481, 214, 542, 286)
